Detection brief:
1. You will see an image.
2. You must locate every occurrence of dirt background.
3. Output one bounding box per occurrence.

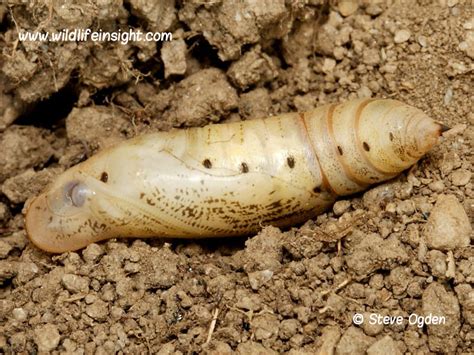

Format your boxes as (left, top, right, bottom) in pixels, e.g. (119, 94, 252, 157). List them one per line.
(0, 0, 473, 354)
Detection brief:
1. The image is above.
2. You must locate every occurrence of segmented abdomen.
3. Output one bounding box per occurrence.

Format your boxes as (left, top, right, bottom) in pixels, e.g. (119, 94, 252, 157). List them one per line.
(110, 98, 397, 236)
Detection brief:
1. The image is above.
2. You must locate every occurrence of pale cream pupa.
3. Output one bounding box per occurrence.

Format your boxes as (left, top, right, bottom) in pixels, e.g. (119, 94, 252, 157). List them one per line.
(25, 98, 444, 253)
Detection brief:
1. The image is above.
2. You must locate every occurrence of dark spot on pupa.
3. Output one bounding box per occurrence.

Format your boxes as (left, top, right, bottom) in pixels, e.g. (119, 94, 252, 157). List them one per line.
(203, 159, 212, 169)
(363, 142, 370, 151)
(389, 132, 394, 141)
(268, 199, 282, 209)
(100, 172, 108, 183)
(287, 156, 295, 168)
(146, 198, 155, 206)
(241, 162, 249, 173)
(313, 186, 322, 193)
(140, 192, 145, 199)
(337, 146, 343, 155)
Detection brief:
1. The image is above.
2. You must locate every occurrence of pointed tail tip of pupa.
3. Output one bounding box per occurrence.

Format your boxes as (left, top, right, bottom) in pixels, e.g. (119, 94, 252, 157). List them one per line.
(438, 122, 451, 133)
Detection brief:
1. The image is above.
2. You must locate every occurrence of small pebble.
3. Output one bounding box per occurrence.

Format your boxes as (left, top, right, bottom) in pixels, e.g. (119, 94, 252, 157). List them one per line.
(428, 180, 445, 192)
(336, 327, 374, 354)
(248, 269, 274, 290)
(98, 341, 116, 354)
(444, 87, 453, 105)
(177, 290, 193, 309)
(34, 324, 60, 352)
(369, 274, 384, 290)
(368, 80, 380, 93)
(333, 200, 351, 216)
(129, 250, 141, 262)
(161, 39, 187, 78)
(451, 169, 471, 186)
(422, 282, 461, 352)
(396, 200, 415, 216)
(380, 63, 397, 74)
(322, 58, 336, 74)
(398, 182, 413, 199)
(0, 240, 13, 259)
(446, 251, 456, 279)
(101, 283, 115, 302)
(440, 152, 461, 175)
(279, 319, 300, 340)
(1, 168, 62, 204)
(385, 202, 397, 214)
(423, 195, 471, 251)
(338, 0, 359, 16)
(12, 307, 28, 322)
(82, 243, 104, 263)
(447, 60, 469, 76)
(14, 262, 39, 286)
(357, 85, 372, 99)
(407, 281, 423, 297)
(61, 274, 90, 293)
(318, 326, 341, 355)
(84, 294, 97, 304)
(459, 38, 474, 59)
(111, 306, 124, 321)
(362, 312, 384, 335)
(235, 295, 261, 312)
(417, 35, 427, 47)
(62, 338, 78, 353)
(362, 48, 380, 65)
(333, 46, 346, 60)
(464, 19, 474, 30)
(365, 4, 383, 16)
(85, 299, 109, 321)
(367, 335, 402, 355)
(124, 261, 140, 274)
(394, 29, 411, 43)
(426, 250, 447, 278)
(362, 182, 397, 210)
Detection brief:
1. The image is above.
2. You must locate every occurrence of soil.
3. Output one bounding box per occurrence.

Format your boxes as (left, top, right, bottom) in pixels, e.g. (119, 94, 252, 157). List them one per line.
(0, 0, 473, 354)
